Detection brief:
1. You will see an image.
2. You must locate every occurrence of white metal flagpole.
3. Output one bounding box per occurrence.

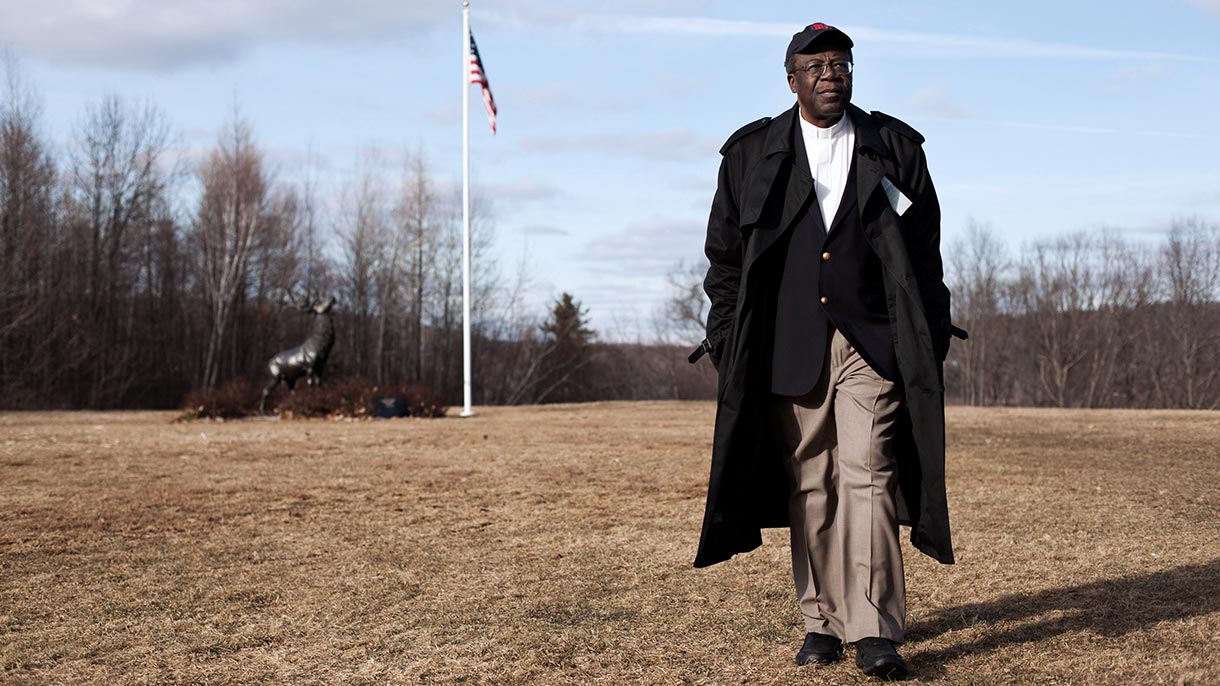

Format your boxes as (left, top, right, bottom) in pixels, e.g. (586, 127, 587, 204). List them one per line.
(460, 1, 475, 417)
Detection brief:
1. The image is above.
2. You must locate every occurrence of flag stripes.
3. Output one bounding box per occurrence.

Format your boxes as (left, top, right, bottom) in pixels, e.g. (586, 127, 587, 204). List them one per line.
(468, 32, 497, 134)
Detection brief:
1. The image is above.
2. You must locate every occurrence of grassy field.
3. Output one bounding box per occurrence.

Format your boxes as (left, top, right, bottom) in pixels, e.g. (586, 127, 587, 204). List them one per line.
(1, 403, 1217, 685)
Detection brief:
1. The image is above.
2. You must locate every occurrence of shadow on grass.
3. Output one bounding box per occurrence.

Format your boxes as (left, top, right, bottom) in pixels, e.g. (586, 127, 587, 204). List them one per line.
(907, 559, 1220, 678)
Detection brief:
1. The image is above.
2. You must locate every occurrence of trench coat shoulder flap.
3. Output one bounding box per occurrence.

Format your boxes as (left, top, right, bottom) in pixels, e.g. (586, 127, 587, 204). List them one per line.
(728, 107, 819, 281)
(734, 106, 809, 231)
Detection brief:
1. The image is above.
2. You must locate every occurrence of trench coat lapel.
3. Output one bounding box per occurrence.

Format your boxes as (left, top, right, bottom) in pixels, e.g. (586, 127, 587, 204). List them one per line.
(852, 109, 889, 220)
(850, 105, 922, 303)
(740, 105, 812, 275)
(775, 119, 815, 241)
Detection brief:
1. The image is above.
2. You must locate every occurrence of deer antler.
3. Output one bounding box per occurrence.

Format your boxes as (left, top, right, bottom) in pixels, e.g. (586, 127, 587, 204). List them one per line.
(283, 287, 311, 311)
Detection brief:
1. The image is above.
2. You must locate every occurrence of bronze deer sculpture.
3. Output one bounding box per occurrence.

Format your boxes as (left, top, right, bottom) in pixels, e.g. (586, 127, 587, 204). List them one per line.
(260, 291, 337, 415)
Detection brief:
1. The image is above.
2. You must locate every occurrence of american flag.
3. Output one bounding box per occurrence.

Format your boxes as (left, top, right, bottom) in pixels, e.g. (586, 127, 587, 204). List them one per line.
(468, 31, 497, 134)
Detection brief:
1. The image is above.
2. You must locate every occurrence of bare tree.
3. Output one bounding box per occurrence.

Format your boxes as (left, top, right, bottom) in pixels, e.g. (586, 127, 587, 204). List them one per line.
(64, 95, 175, 404)
(0, 52, 53, 292)
(296, 147, 332, 297)
(473, 243, 538, 404)
(507, 292, 595, 404)
(1154, 218, 1220, 408)
(193, 111, 292, 389)
(0, 52, 57, 403)
(394, 151, 439, 383)
(655, 259, 709, 345)
(946, 221, 1009, 405)
(419, 181, 503, 400)
(336, 154, 389, 379)
(1014, 233, 1098, 407)
(1078, 230, 1149, 407)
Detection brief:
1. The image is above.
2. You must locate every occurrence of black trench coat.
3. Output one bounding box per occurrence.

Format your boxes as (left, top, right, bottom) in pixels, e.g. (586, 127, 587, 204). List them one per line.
(691, 103, 965, 568)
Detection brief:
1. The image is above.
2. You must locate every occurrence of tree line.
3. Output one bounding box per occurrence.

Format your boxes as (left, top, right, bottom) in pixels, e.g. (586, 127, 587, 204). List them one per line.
(0, 56, 714, 410)
(944, 220, 1220, 409)
(659, 221, 1220, 410)
(6, 53, 1213, 411)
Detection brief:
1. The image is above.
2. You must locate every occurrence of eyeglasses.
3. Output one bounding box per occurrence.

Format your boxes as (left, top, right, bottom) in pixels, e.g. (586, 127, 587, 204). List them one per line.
(791, 60, 853, 78)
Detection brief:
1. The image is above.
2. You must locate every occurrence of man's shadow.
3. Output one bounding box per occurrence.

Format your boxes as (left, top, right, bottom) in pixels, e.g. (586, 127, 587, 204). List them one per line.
(905, 558, 1220, 678)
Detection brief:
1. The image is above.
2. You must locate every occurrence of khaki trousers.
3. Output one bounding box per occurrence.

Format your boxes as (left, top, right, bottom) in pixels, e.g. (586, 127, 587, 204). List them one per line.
(770, 329, 905, 643)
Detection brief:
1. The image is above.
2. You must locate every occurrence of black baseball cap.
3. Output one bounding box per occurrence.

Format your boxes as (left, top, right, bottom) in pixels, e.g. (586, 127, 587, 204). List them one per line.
(786, 22, 853, 65)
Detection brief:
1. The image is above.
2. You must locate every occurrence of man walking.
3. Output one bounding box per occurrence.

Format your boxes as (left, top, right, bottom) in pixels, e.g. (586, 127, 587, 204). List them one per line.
(689, 22, 965, 680)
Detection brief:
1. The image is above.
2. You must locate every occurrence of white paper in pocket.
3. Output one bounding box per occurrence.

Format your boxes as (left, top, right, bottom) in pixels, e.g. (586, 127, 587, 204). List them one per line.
(880, 177, 913, 217)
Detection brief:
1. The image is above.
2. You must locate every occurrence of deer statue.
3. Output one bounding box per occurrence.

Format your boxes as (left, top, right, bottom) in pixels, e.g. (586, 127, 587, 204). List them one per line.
(260, 290, 337, 415)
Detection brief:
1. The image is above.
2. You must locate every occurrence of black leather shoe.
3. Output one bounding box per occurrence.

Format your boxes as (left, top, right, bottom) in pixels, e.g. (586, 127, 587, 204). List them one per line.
(854, 637, 908, 680)
(795, 632, 844, 665)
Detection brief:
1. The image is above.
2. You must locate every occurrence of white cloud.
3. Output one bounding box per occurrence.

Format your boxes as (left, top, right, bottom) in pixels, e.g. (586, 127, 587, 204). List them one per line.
(519, 127, 718, 163)
(1104, 63, 1170, 92)
(515, 84, 578, 107)
(845, 25, 1213, 62)
(578, 216, 704, 278)
(910, 88, 974, 119)
(264, 145, 333, 175)
(485, 10, 1217, 63)
(1185, 0, 1220, 17)
(645, 74, 706, 100)
(14, 3, 1209, 72)
(671, 173, 714, 193)
(425, 101, 463, 126)
(543, 14, 793, 39)
(1185, 189, 1220, 205)
(916, 115, 1206, 139)
(519, 224, 569, 237)
(989, 120, 1205, 139)
(486, 177, 564, 205)
(0, 0, 448, 69)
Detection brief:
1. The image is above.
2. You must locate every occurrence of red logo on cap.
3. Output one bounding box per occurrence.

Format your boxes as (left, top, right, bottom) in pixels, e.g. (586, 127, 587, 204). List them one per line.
(809, 23, 830, 30)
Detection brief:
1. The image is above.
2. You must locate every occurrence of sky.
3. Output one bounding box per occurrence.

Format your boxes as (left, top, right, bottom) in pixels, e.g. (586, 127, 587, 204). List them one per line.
(3, 1, 1220, 341)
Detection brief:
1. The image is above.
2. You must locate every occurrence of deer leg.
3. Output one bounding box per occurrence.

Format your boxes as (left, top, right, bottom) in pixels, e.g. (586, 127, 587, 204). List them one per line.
(260, 378, 280, 416)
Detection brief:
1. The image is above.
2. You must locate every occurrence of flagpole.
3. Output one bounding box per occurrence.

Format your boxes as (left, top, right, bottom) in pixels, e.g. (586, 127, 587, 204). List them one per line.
(460, 1, 475, 417)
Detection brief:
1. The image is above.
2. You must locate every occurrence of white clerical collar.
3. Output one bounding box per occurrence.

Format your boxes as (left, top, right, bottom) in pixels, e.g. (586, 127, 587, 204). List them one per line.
(800, 110, 852, 140)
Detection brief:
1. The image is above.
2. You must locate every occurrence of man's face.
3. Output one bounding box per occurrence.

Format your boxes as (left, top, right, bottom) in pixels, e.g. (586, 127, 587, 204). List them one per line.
(787, 47, 853, 127)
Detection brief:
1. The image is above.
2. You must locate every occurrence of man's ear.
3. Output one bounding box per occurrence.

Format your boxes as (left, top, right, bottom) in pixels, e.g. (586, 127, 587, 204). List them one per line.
(788, 73, 797, 93)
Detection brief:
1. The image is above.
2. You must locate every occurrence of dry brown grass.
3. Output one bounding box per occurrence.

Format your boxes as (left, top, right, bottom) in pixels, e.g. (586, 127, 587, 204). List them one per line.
(1, 403, 1218, 685)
